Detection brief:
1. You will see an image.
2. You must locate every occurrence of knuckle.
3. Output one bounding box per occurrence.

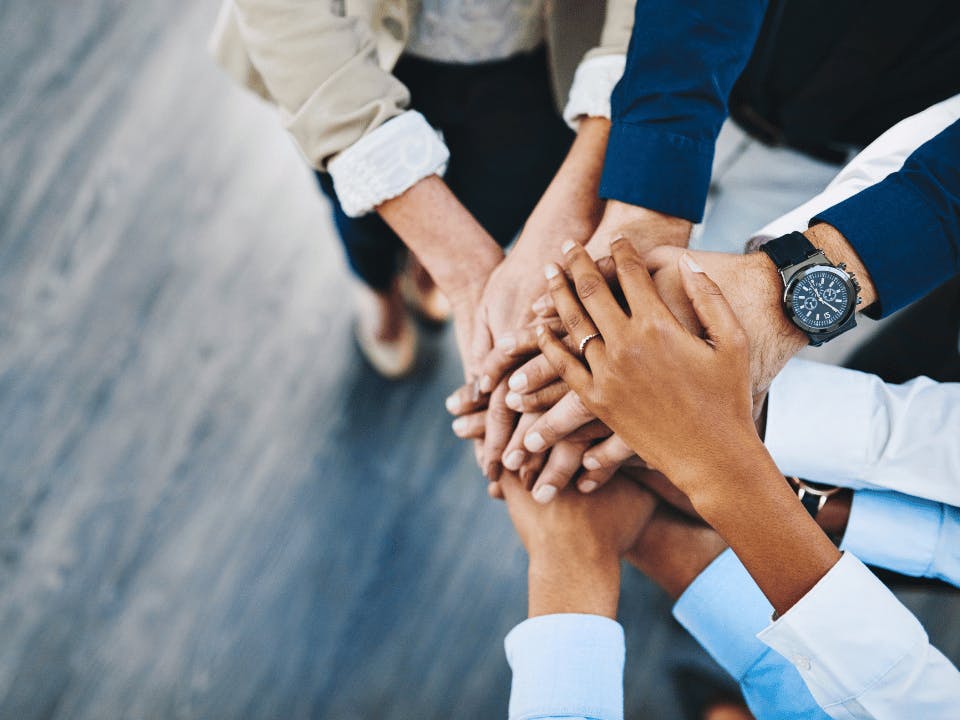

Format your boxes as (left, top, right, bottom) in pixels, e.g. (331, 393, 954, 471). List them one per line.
(561, 310, 584, 333)
(575, 273, 604, 299)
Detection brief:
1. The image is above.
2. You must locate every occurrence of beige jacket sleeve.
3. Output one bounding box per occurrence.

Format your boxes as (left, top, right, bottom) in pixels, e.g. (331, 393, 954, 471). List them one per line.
(216, 0, 411, 171)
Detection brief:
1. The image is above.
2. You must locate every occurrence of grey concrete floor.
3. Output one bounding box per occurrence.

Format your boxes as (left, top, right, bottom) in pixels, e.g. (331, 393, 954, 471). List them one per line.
(1, 2, 957, 719)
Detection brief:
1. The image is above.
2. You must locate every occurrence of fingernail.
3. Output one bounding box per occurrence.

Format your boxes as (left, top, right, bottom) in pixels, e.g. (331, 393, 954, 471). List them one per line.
(582, 456, 602, 471)
(496, 335, 517, 354)
(524, 432, 546, 452)
(478, 375, 493, 393)
(452, 417, 468, 435)
(532, 484, 557, 504)
(445, 394, 461, 413)
(561, 240, 577, 254)
(610, 234, 626, 246)
(579, 480, 598, 493)
(544, 264, 559, 279)
(531, 297, 547, 314)
(682, 253, 704, 273)
(503, 449, 525, 471)
(509, 372, 528, 391)
(505, 391, 522, 410)
(535, 324, 545, 336)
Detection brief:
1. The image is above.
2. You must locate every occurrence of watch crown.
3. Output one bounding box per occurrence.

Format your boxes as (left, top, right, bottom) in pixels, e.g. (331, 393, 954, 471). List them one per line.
(856, 297, 863, 305)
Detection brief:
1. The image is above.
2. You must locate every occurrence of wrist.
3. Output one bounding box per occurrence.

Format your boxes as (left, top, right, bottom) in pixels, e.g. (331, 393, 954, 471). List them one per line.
(670, 434, 774, 515)
(589, 201, 692, 257)
(804, 222, 878, 309)
(528, 552, 620, 620)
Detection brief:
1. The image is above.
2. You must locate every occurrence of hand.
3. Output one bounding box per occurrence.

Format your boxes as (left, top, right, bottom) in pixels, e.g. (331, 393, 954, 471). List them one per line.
(537, 239, 760, 502)
(499, 470, 657, 619)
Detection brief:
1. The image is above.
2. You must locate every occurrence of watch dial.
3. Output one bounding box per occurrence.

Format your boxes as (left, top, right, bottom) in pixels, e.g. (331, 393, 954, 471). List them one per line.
(790, 270, 851, 331)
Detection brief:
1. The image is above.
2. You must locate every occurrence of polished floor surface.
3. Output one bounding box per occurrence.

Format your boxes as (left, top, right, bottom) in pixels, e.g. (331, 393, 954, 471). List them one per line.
(1, 2, 958, 719)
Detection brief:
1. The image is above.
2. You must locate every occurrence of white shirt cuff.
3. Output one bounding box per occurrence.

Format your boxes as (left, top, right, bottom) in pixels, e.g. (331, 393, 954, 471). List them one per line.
(756, 552, 933, 708)
(765, 359, 879, 487)
(841, 489, 942, 578)
(327, 110, 449, 217)
(505, 613, 624, 720)
(563, 55, 626, 130)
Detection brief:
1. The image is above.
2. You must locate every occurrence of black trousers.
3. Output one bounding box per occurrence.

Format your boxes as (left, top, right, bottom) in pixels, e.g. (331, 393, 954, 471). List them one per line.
(315, 46, 574, 291)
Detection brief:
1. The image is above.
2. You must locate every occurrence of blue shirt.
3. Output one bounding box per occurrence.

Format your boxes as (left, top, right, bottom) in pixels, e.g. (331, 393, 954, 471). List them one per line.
(815, 119, 960, 316)
(600, 0, 768, 222)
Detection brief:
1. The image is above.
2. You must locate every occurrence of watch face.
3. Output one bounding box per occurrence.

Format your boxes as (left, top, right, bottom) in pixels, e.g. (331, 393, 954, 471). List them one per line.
(786, 266, 854, 333)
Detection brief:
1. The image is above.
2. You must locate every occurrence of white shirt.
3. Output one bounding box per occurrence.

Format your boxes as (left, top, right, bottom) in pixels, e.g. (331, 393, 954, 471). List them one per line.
(406, 0, 545, 64)
(766, 358, 960, 505)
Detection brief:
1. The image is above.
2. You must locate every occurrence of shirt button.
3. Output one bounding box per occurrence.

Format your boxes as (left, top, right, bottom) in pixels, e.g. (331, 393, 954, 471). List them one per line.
(793, 654, 812, 671)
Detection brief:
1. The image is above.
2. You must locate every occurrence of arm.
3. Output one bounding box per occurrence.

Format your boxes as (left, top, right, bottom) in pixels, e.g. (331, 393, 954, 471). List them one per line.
(813, 118, 960, 316)
(499, 472, 657, 720)
(765, 359, 960, 505)
(839, 489, 960, 587)
(600, 0, 768, 222)
(539, 246, 960, 716)
(624, 507, 832, 720)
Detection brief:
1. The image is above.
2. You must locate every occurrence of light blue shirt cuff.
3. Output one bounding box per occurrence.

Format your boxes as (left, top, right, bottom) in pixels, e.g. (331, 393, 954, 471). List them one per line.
(672, 549, 773, 681)
(505, 613, 625, 720)
(841, 489, 942, 578)
(933, 506, 960, 586)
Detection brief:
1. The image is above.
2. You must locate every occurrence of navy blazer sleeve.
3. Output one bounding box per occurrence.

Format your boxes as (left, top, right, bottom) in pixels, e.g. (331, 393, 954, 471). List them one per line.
(814, 119, 960, 317)
(599, 0, 768, 222)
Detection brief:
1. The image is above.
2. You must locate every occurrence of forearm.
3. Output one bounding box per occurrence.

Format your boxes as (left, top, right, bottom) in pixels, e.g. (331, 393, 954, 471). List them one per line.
(377, 175, 503, 304)
(683, 443, 842, 616)
(510, 117, 611, 266)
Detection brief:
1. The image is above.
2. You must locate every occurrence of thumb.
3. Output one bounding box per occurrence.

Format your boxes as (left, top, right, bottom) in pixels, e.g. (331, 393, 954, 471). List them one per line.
(677, 253, 744, 349)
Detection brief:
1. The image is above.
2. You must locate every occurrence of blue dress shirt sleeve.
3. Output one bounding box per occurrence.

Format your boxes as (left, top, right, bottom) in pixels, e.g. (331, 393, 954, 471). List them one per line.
(814, 119, 960, 316)
(673, 549, 830, 719)
(504, 613, 625, 720)
(599, 0, 768, 222)
(842, 490, 960, 587)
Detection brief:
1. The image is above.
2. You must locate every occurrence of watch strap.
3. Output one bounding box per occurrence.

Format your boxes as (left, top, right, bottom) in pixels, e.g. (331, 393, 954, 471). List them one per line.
(760, 231, 818, 271)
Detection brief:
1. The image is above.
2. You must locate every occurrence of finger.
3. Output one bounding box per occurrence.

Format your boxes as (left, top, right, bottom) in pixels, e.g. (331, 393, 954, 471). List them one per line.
(487, 481, 504, 500)
(506, 380, 567, 413)
(530, 439, 590, 503)
(582, 433, 637, 474)
(678, 253, 746, 349)
(530, 257, 619, 317)
(509, 352, 560, 395)
(610, 236, 673, 321)
(482, 380, 517, 479)
(576, 463, 619, 495)
(564, 419, 613, 444)
(452, 410, 487, 439)
(480, 319, 564, 393)
(501, 411, 542, 473)
(653, 263, 701, 335)
(545, 262, 606, 368)
(446, 382, 489, 416)
(519, 450, 546, 491)
(523, 388, 594, 454)
(559, 240, 625, 336)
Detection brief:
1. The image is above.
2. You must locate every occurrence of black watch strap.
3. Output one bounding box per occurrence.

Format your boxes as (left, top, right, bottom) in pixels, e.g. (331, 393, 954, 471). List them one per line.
(760, 231, 819, 270)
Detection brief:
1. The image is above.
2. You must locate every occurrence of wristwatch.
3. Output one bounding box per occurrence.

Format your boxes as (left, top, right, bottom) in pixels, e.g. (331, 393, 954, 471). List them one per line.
(760, 231, 862, 346)
(787, 476, 841, 519)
